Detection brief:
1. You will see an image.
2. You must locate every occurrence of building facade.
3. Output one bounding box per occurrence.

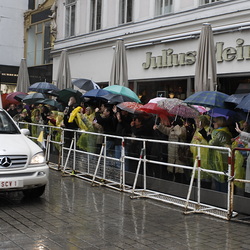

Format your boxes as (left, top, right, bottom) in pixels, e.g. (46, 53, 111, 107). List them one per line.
(24, 0, 55, 85)
(52, 0, 250, 100)
(0, 0, 29, 93)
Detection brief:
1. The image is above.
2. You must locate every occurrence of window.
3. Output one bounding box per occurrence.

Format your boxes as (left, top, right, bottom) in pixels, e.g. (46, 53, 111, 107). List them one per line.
(90, 0, 102, 31)
(65, 0, 76, 37)
(155, 0, 173, 16)
(200, 0, 220, 5)
(26, 21, 51, 66)
(119, 0, 133, 24)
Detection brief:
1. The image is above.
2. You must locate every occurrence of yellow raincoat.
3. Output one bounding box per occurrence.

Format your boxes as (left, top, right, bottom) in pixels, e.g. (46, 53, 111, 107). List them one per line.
(190, 125, 211, 180)
(208, 127, 232, 183)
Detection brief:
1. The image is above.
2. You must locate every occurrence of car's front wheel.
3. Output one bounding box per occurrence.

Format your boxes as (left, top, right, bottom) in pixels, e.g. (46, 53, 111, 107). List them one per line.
(23, 185, 46, 198)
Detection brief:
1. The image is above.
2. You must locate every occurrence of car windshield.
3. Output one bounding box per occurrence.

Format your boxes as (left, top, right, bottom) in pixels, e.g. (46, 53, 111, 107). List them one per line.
(0, 110, 20, 134)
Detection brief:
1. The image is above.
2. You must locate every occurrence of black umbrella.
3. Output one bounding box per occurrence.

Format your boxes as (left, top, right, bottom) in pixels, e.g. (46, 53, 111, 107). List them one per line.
(101, 93, 135, 104)
(57, 88, 82, 105)
(22, 93, 45, 104)
(72, 78, 100, 91)
(36, 99, 62, 109)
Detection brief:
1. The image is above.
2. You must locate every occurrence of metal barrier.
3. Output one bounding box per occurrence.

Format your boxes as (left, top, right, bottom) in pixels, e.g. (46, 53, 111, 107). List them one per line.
(18, 121, 238, 220)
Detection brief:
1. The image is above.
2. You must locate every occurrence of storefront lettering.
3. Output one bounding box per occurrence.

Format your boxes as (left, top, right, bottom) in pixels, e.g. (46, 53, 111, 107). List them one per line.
(142, 38, 250, 69)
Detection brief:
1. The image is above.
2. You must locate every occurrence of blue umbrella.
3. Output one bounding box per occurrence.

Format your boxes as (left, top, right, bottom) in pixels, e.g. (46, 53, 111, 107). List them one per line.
(83, 89, 110, 98)
(208, 107, 237, 120)
(236, 93, 250, 111)
(184, 91, 229, 108)
(235, 93, 250, 122)
(225, 93, 249, 105)
(29, 82, 60, 93)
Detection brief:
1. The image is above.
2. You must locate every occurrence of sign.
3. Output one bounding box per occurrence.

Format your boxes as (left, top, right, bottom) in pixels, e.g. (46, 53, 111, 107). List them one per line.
(142, 38, 250, 69)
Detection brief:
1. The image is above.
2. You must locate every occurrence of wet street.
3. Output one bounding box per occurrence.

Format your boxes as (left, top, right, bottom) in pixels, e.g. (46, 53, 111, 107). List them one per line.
(0, 169, 250, 250)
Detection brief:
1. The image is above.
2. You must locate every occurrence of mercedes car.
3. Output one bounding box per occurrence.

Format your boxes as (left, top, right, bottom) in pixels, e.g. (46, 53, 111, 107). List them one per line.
(0, 108, 49, 198)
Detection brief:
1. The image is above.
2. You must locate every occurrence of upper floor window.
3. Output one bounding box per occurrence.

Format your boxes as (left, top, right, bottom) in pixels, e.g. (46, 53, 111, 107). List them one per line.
(65, 0, 76, 37)
(28, 0, 46, 10)
(155, 0, 173, 16)
(26, 21, 51, 66)
(119, 0, 133, 24)
(90, 0, 102, 31)
(200, 0, 220, 5)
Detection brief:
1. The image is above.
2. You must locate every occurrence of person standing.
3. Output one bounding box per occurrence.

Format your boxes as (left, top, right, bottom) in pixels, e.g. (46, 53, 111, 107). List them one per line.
(235, 122, 250, 197)
(153, 117, 186, 182)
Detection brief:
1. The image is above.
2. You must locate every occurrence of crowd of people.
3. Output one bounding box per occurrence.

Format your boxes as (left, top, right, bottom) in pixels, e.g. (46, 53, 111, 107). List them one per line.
(5, 96, 250, 197)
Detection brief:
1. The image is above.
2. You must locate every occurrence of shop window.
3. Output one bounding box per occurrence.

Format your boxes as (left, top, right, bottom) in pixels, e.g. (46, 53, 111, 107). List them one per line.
(155, 0, 173, 16)
(200, 0, 220, 5)
(119, 0, 133, 24)
(65, 0, 76, 37)
(90, 0, 102, 31)
(26, 21, 51, 67)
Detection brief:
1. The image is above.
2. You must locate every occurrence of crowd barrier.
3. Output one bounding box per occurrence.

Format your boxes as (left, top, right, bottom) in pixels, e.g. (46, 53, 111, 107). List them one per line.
(18, 121, 250, 220)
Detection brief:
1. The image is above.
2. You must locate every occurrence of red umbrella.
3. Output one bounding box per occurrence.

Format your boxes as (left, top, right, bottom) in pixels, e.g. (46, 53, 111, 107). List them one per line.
(6, 92, 27, 105)
(117, 102, 144, 114)
(139, 102, 172, 116)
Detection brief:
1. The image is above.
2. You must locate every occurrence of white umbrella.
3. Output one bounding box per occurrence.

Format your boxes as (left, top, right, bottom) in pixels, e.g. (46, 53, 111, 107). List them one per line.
(109, 39, 128, 87)
(16, 58, 30, 93)
(56, 49, 72, 89)
(195, 23, 217, 92)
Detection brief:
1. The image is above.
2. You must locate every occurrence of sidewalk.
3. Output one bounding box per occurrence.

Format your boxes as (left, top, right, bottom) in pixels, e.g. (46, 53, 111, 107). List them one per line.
(0, 169, 249, 249)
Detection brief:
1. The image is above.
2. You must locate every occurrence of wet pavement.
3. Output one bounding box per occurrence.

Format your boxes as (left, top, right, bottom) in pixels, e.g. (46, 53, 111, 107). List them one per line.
(0, 169, 250, 250)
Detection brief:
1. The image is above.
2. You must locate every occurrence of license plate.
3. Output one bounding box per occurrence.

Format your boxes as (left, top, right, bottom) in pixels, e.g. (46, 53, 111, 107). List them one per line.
(0, 180, 23, 189)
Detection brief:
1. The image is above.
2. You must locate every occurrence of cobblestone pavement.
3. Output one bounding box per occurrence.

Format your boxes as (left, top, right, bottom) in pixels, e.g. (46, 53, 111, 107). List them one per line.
(0, 169, 250, 250)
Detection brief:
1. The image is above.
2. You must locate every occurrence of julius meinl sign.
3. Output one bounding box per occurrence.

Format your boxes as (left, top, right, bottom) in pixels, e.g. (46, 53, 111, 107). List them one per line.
(142, 38, 250, 69)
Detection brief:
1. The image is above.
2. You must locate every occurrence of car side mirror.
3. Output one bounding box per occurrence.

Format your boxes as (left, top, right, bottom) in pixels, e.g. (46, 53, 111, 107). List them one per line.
(20, 128, 30, 136)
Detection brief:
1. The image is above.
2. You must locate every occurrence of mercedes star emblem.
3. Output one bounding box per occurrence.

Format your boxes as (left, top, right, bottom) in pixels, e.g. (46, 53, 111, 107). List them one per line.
(0, 157, 12, 167)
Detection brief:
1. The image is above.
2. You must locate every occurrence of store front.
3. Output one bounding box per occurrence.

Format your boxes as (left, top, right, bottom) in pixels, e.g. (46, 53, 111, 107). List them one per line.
(123, 31, 250, 101)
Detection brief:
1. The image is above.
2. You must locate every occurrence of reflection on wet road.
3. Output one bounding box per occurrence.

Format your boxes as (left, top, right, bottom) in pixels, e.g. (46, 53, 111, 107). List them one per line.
(0, 169, 249, 249)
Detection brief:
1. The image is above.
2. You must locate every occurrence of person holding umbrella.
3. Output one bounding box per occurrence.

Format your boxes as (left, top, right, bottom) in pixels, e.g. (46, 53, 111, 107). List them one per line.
(206, 117, 232, 192)
(62, 96, 79, 147)
(235, 122, 250, 197)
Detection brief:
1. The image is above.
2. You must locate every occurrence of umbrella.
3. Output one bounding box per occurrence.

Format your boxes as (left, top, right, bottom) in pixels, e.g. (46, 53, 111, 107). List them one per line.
(16, 58, 30, 93)
(56, 49, 72, 89)
(168, 103, 199, 118)
(117, 102, 144, 114)
(47, 89, 60, 97)
(101, 93, 135, 104)
(28, 82, 60, 93)
(37, 99, 62, 109)
(195, 23, 217, 92)
(139, 102, 171, 116)
(72, 78, 100, 91)
(236, 93, 250, 110)
(104, 85, 141, 103)
(14, 93, 28, 102)
(6, 92, 26, 104)
(22, 93, 45, 104)
(183, 91, 229, 108)
(57, 88, 82, 105)
(225, 93, 249, 105)
(83, 89, 110, 98)
(191, 105, 208, 114)
(157, 98, 183, 111)
(208, 107, 237, 120)
(109, 39, 128, 87)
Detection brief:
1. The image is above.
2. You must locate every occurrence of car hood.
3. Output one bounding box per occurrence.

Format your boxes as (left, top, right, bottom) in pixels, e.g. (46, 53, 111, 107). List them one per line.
(0, 134, 42, 157)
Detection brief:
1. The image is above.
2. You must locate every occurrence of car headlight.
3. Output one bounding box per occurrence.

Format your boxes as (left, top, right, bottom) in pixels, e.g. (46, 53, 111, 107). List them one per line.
(30, 152, 45, 164)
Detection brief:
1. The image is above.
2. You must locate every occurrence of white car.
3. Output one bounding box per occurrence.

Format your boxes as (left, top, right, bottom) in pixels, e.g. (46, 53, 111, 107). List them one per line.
(0, 108, 49, 198)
